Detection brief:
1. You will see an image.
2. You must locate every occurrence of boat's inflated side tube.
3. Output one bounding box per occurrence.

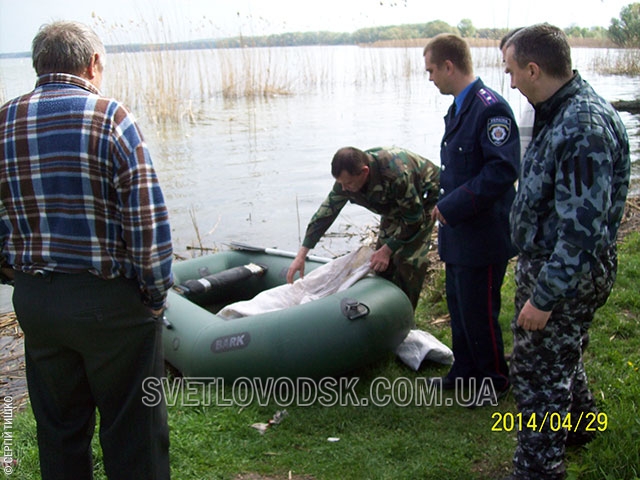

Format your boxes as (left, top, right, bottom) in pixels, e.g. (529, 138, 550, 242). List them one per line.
(175, 263, 267, 296)
(163, 250, 415, 379)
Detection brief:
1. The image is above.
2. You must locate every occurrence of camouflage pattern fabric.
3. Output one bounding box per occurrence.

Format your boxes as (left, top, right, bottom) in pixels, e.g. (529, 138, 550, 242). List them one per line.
(374, 219, 433, 309)
(510, 72, 630, 312)
(302, 147, 440, 308)
(509, 72, 630, 478)
(510, 248, 616, 479)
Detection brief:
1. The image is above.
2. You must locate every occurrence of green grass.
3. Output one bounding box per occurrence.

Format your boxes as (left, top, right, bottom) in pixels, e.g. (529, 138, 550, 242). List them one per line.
(8, 233, 640, 479)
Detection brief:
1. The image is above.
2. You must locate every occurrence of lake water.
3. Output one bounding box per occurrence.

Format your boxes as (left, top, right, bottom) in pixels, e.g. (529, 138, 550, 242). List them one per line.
(1, 45, 639, 312)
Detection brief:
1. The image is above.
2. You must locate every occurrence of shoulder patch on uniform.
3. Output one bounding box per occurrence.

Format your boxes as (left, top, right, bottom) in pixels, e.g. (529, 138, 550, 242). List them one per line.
(476, 88, 498, 106)
(487, 116, 511, 147)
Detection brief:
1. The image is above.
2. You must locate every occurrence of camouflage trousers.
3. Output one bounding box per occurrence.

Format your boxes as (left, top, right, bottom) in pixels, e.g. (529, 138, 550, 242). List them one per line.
(377, 217, 435, 310)
(510, 245, 617, 479)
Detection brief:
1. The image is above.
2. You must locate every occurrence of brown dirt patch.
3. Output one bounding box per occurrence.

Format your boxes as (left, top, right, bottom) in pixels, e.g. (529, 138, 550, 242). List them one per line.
(0, 311, 27, 414)
(618, 194, 640, 242)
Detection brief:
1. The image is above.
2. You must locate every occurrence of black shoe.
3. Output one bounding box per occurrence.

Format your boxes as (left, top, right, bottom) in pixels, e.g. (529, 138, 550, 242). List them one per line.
(566, 430, 596, 447)
(581, 333, 590, 352)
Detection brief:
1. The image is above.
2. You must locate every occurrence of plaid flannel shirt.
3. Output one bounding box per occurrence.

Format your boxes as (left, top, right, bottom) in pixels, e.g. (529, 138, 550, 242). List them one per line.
(0, 73, 173, 309)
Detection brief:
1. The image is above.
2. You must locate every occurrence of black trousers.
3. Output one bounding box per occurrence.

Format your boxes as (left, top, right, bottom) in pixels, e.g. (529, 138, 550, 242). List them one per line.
(444, 262, 510, 391)
(13, 271, 170, 480)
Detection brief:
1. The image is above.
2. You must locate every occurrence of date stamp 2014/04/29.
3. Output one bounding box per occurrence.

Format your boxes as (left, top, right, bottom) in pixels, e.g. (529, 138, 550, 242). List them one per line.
(491, 411, 608, 433)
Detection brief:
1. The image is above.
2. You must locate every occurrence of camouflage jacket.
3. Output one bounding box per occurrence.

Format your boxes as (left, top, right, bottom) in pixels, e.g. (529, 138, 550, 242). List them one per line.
(302, 147, 440, 252)
(510, 72, 630, 311)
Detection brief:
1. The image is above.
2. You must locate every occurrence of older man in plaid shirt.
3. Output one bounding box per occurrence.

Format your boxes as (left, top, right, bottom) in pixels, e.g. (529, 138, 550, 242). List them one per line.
(0, 21, 172, 479)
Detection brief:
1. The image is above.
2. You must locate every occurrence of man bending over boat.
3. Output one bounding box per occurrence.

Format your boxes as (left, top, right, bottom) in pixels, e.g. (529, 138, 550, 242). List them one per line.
(286, 146, 440, 310)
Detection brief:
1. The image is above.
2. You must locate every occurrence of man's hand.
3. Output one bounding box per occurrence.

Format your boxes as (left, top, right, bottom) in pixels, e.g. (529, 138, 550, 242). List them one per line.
(517, 299, 552, 331)
(0, 267, 15, 284)
(370, 244, 392, 273)
(286, 247, 309, 283)
(431, 205, 447, 225)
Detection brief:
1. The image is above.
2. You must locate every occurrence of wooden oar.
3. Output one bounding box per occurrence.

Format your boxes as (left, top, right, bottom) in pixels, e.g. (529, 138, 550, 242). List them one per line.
(227, 241, 332, 263)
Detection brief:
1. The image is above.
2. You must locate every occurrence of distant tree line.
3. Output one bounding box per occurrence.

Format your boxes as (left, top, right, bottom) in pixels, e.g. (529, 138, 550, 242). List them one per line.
(98, 2, 640, 53)
(212, 22, 605, 49)
(4, 2, 632, 58)
(214, 20, 462, 48)
(212, 3, 640, 49)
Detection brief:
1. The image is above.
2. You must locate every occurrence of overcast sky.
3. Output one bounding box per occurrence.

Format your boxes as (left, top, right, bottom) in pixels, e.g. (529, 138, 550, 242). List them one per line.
(0, 0, 633, 53)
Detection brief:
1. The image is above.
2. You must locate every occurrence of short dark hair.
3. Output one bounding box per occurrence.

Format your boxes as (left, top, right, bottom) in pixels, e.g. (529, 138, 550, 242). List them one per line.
(499, 27, 523, 51)
(32, 21, 106, 76)
(331, 147, 369, 178)
(504, 23, 572, 79)
(423, 34, 473, 76)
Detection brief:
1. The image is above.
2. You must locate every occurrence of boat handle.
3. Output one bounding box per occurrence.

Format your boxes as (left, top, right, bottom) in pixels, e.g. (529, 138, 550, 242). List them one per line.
(340, 298, 370, 320)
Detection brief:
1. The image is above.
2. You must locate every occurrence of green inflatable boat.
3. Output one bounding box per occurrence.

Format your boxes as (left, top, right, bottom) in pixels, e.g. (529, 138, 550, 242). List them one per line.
(162, 244, 414, 380)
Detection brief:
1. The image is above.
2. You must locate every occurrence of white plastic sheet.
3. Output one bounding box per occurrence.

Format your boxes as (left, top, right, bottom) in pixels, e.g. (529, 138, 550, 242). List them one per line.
(394, 329, 454, 370)
(218, 246, 374, 319)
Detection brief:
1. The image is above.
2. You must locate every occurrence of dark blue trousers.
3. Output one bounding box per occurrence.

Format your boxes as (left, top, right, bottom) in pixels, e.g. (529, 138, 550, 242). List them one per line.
(13, 271, 170, 480)
(444, 262, 510, 391)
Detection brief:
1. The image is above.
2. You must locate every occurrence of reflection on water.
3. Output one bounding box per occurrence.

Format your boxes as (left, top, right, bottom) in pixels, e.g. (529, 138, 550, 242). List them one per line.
(152, 75, 446, 257)
(0, 46, 639, 311)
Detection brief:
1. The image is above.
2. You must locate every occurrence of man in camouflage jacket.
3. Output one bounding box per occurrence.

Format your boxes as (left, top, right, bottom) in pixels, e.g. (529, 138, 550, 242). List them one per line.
(503, 25, 630, 480)
(286, 146, 440, 310)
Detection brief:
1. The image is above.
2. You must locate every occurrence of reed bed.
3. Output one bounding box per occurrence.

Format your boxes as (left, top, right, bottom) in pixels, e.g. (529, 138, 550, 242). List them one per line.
(85, 15, 521, 126)
(102, 46, 434, 125)
(591, 48, 640, 75)
(87, 9, 635, 127)
(2, 43, 635, 127)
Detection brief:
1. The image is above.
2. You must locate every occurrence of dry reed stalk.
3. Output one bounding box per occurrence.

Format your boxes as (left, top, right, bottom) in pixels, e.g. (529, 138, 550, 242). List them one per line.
(188, 206, 203, 253)
(592, 49, 640, 75)
(0, 312, 19, 336)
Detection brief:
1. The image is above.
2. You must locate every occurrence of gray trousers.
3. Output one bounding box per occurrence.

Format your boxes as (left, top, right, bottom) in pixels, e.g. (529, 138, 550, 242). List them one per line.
(13, 271, 170, 480)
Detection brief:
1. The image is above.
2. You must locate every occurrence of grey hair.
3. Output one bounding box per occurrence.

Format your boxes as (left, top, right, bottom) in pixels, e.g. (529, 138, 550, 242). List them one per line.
(32, 21, 106, 76)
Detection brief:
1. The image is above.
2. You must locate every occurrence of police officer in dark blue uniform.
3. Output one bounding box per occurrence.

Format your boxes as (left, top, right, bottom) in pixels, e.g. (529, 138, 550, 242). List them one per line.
(423, 34, 520, 404)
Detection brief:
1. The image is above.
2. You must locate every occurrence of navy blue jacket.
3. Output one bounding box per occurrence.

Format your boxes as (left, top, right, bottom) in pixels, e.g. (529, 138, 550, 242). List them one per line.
(437, 78, 520, 266)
